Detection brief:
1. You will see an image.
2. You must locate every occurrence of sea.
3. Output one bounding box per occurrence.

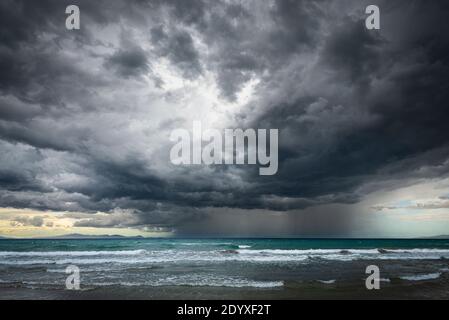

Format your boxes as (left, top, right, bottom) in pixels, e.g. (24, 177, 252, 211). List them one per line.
(1, 238, 449, 299)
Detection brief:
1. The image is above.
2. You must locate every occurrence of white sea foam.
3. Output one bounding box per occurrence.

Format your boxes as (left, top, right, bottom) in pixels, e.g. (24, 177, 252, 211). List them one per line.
(317, 280, 336, 284)
(236, 248, 449, 261)
(0, 249, 146, 257)
(179, 242, 232, 246)
(237, 249, 379, 255)
(90, 275, 284, 288)
(1, 248, 449, 266)
(400, 273, 442, 281)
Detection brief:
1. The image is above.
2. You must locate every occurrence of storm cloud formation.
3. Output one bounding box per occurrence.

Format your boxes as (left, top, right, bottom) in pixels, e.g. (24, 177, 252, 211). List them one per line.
(0, 0, 449, 236)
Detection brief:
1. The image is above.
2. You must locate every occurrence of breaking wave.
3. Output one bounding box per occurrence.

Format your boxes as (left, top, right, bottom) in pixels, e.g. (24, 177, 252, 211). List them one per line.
(2, 248, 449, 266)
(400, 273, 442, 281)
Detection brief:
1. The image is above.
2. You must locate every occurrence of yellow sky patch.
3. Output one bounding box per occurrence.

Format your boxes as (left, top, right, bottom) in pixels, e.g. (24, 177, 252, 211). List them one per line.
(0, 207, 172, 238)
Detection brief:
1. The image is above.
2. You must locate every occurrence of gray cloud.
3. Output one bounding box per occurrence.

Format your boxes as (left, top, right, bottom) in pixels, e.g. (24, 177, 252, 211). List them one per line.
(106, 46, 150, 78)
(13, 216, 45, 227)
(150, 25, 202, 79)
(0, 0, 448, 236)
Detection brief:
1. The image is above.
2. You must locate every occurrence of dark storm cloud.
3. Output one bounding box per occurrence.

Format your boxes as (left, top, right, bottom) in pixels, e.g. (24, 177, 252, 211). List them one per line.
(70, 206, 204, 230)
(234, 0, 449, 208)
(105, 46, 150, 78)
(320, 18, 384, 85)
(13, 215, 45, 227)
(150, 25, 202, 79)
(176, 205, 362, 238)
(1, 0, 449, 236)
(0, 96, 42, 122)
(172, 0, 326, 100)
(271, 0, 323, 49)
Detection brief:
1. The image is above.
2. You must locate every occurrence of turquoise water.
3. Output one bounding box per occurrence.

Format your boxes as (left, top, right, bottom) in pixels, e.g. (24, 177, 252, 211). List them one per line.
(1, 238, 449, 291)
(2, 238, 449, 252)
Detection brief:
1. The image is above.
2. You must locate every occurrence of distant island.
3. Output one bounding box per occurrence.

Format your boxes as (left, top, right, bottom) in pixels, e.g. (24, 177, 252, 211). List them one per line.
(0, 234, 146, 240)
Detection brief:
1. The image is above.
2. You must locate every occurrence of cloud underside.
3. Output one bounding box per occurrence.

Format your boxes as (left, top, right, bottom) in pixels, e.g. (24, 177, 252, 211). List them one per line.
(1, 0, 449, 236)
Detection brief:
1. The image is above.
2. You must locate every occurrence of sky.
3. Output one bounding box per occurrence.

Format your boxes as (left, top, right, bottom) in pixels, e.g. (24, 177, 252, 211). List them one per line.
(0, 0, 449, 238)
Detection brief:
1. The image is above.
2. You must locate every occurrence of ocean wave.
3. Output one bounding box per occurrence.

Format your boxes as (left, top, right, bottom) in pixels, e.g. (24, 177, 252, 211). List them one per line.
(236, 248, 449, 261)
(90, 275, 284, 288)
(317, 280, 336, 284)
(237, 249, 378, 255)
(0, 276, 284, 289)
(400, 273, 442, 281)
(237, 248, 449, 255)
(0, 249, 147, 257)
(178, 242, 233, 246)
(2, 248, 449, 266)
